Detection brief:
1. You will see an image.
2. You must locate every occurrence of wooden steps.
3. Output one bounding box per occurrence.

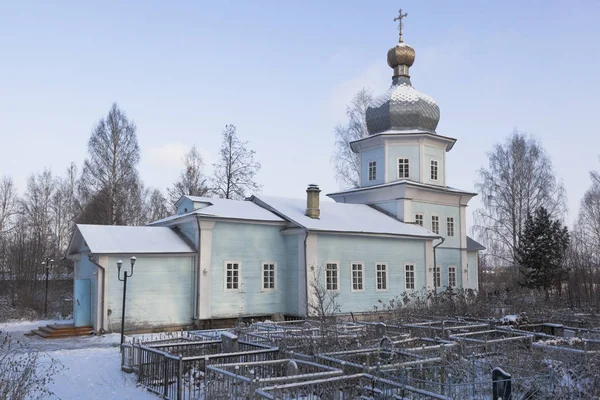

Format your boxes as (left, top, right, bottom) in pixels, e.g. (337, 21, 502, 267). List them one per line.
(30, 323, 93, 339)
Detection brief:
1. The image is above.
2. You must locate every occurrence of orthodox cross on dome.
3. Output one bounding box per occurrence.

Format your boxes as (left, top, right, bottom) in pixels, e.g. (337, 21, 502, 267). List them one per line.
(394, 8, 408, 42)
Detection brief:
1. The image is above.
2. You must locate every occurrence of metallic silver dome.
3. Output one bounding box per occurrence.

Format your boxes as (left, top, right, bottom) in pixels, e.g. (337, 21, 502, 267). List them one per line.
(366, 76, 440, 134)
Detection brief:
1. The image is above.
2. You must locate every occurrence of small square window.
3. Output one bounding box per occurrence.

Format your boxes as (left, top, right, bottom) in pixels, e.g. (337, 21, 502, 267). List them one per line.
(398, 158, 410, 179)
(351, 263, 364, 291)
(376, 263, 388, 291)
(431, 216, 440, 235)
(434, 265, 441, 288)
(415, 214, 423, 226)
(326, 263, 338, 291)
(448, 266, 456, 288)
(447, 217, 455, 237)
(262, 263, 276, 290)
(430, 160, 439, 181)
(225, 262, 240, 290)
(368, 161, 377, 181)
(405, 264, 415, 290)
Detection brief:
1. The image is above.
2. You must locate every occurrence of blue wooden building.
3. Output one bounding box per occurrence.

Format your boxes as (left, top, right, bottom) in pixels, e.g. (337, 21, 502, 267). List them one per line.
(66, 20, 484, 333)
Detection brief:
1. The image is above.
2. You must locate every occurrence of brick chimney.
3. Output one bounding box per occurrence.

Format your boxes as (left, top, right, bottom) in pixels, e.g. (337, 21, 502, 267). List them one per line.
(305, 184, 321, 219)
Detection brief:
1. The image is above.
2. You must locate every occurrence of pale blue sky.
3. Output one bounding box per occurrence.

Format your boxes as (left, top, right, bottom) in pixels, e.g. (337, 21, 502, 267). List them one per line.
(1, 1, 599, 227)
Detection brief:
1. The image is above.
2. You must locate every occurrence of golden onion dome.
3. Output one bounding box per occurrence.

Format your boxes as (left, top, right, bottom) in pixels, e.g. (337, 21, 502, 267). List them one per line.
(387, 42, 415, 69)
(365, 9, 441, 134)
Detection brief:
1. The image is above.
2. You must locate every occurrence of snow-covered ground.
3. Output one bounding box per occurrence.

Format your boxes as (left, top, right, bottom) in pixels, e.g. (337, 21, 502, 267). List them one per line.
(1, 319, 156, 400)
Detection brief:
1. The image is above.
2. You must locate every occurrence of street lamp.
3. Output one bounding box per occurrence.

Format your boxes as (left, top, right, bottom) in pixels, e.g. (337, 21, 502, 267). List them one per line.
(117, 256, 136, 345)
(42, 257, 54, 317)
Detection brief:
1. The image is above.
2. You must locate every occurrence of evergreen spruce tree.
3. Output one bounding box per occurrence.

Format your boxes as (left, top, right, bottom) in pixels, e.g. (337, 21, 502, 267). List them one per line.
(516, 207, 570, 298)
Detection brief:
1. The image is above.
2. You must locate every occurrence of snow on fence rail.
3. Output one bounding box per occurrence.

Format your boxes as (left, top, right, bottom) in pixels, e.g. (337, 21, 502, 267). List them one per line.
(205, 358, 343, 399)
(402, 320, 490, 338)
(449, 329, 534, 355)
(254, 373, 451, 400)
(121, 335, 279, 400)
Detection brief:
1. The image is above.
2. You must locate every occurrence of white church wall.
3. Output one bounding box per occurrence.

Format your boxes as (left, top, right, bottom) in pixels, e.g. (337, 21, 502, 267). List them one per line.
(105, 254, 195, 332)
(209, 221, 288, 318)
(315, 233, 427, 313)
(423, 145, 445, 186)
(360, 146, 385, 187)
(410, 201, 461, 248)
(386, 144, 420, 183)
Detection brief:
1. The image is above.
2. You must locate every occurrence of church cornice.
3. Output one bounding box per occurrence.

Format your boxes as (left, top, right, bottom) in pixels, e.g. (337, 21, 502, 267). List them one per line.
(350, 131, 457, 153)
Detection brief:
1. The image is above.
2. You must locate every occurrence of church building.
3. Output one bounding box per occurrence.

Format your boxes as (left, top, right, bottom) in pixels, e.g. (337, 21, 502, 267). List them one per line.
(67, 13, 484, 333)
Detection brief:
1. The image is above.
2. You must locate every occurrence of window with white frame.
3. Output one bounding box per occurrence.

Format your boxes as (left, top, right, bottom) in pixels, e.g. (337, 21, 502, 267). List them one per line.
(405, 264, 415, 289)
(376, 263, 388, 291)
(262, 262, 276, 290)
(415, 213, 423, 226)
(447, 217, 455, 237)
(351, 263, 364, 291)
(326, 263, 339, 291)
(225, 262, 240, 290)
(431, 216, 440, 234)
(368, 161, 377, 181)
(434, 265, 441, 288)
(448, 266, 456, 287)
(430, 160, 438, 181)
(398, 158, 410, 179)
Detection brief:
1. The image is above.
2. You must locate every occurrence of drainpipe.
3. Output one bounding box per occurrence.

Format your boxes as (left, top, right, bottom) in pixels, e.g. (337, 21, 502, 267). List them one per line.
(87, 254, 105, 333)
(195, 216, 202, 323)
(303, 229, 309, 317)
(433, 237, 445, 295)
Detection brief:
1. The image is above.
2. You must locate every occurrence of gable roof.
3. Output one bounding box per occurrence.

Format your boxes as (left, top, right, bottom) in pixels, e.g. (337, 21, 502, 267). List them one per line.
(67, 224, 196, 255)
(150, 196, 284, 225)
(251, 195, 438, 239)
(467, 236, 486, 252)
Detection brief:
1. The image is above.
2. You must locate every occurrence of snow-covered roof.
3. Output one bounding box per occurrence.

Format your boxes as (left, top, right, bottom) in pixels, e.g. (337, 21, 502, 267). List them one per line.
(150, 196, 284, 225)
(467, 236, 486, 252)
(68, 224, 196, 255)
(251, 195, 438, 238)
(327, 180, 477, 197)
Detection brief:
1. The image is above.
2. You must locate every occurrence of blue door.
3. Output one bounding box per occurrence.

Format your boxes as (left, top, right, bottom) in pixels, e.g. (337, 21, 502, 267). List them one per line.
(74, 279, 91, 327)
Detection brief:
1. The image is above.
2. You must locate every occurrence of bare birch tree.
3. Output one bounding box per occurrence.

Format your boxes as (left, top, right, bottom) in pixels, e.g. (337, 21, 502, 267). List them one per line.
(146, 188, 170, 222)
(0, 176, 17, 280)
(79, 103, 142, 225)
(474, 131, 566, 268)
(332, 88, 372, 188)
(167, 145, 209, 206)
(211, 125, 261, 200)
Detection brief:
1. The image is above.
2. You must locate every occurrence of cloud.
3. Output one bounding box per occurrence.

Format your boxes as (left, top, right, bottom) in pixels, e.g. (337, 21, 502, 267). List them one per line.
(326, 62, 389, 125)
(145, 142, 215, 169)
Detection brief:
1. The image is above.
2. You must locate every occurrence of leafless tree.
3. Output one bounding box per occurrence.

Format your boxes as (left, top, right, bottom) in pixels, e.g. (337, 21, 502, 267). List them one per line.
(0, 176, 18, 280)
(146, 188, 170, 222)
(332, 88, 372, 188)
(167, 145, 209, 207)
(474, 131, 566, 268)
(79, 103, 142, 225)
(307, 265, 341, 326)
(211, 125, 261, 200)
(51, 163, 78, 256)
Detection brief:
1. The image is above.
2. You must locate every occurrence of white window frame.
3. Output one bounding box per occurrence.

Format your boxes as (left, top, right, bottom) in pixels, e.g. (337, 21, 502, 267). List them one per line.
(447, 217, 455, 237)
(368, 161, 377, 181)
(376, 262, 388, 292)
(351, 262, 364, 292)
(326, 261, 339, 292)
(405, 263, 415, 290)
(434, 265, 441, 288)
(397, 157, 410, 179)
(224, 261, 241, 291)
(415, 213, 424, 226)
(430, 159, 439, 181)
(431, 215, 440, 235)
(261, 261, 277, 291)
(448, 266, 456, 288)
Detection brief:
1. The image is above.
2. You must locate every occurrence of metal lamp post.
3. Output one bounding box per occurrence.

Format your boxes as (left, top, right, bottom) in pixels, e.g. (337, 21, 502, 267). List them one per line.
(117, 256, 136, 345)
(42, 257, 54, 316)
